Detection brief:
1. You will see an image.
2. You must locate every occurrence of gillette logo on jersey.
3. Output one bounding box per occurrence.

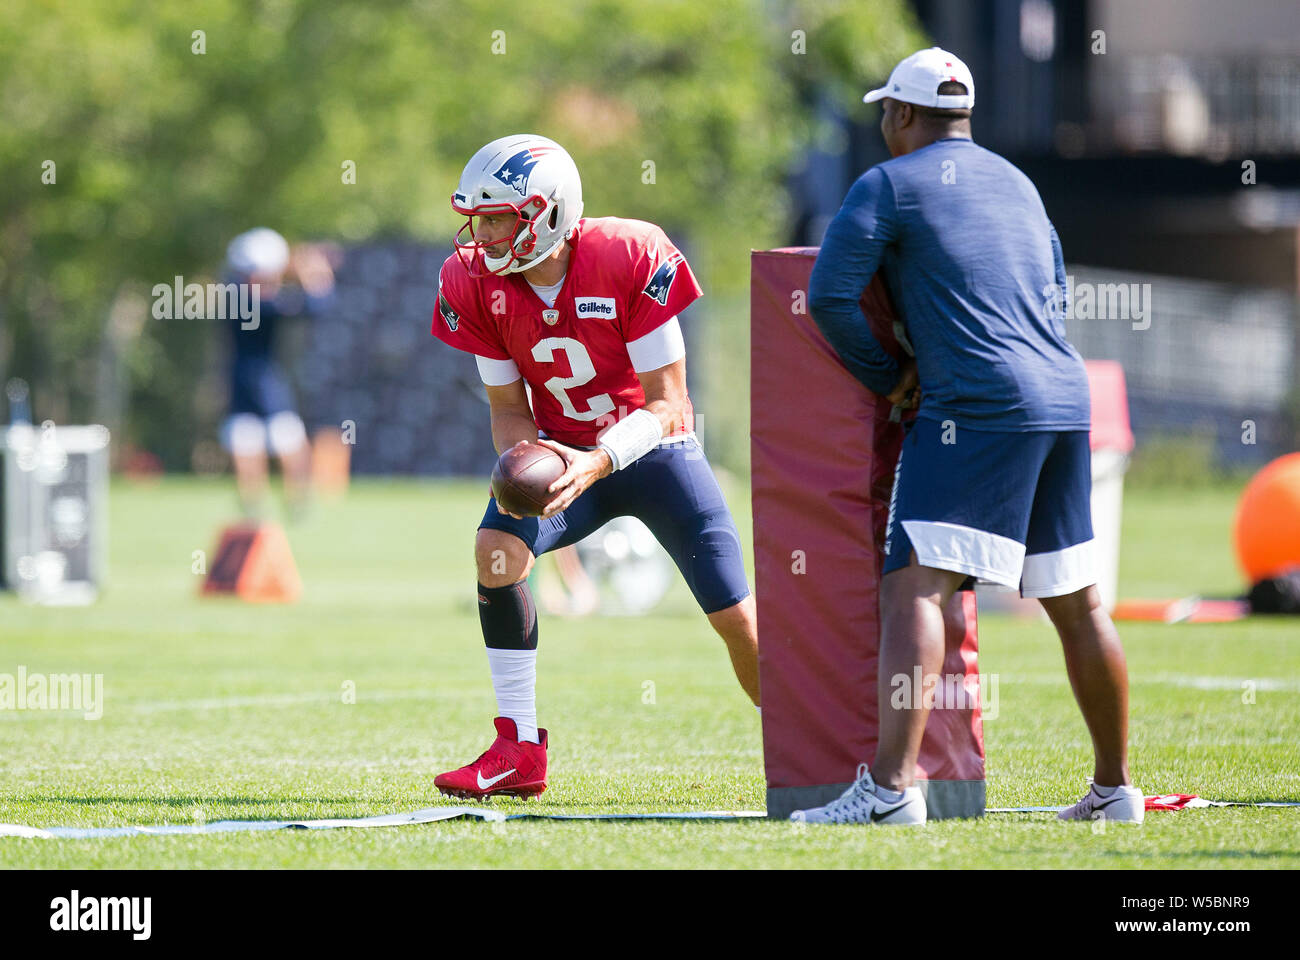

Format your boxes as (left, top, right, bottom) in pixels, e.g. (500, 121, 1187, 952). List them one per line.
(575, 297, 616, 319)
(431, 217, 702, 447)
(492, 145, 554, 195)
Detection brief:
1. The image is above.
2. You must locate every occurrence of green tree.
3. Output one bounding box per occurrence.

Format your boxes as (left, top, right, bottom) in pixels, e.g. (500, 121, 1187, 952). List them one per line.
(0, 0, 923, 470)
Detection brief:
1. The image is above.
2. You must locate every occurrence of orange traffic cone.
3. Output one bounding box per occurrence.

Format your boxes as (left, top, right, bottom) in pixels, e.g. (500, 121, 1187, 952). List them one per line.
(201, 523, 302, 603)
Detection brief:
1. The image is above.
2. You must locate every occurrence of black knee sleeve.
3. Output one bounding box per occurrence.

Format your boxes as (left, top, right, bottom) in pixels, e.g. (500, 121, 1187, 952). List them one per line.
(477, 580, 538, 650)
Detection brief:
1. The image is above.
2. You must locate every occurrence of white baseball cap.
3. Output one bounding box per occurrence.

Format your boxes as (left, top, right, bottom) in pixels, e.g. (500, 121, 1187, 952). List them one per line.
(863, 47, 975, 110)
(226, 227, 290, 276)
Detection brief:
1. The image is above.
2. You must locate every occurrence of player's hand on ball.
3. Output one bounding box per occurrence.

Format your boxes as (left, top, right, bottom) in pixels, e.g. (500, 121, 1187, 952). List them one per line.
(496, 502, 525, 519)
(536, 438, 612, 518)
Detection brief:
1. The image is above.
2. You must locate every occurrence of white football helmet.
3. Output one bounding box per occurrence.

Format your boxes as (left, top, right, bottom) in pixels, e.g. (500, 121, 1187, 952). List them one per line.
(451, 134, 584, 277)
(226, 227, 289, 277)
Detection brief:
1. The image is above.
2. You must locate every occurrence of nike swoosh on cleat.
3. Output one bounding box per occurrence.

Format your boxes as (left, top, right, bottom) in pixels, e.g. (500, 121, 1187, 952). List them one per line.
(476, 768, 517, 790)
(869, 804, 907, 823)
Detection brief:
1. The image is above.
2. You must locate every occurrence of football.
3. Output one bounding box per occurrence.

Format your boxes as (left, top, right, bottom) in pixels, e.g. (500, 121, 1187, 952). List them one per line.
(491, 443, 566, 517)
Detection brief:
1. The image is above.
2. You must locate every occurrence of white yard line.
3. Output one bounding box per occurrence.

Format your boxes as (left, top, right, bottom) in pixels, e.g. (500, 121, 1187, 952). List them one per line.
(1004, 673, 1298, 692)
(121, 689, 449, 713)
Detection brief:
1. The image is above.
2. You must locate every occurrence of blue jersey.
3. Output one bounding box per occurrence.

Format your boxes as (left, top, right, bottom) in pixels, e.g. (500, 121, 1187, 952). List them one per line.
(809, 138, 1090, 431)
(227, 280, 332, 416)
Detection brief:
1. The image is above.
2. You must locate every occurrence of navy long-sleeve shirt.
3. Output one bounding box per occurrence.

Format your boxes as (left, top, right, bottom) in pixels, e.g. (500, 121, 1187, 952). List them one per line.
(227, 277, 333, 416)
(808, 137, 1090, 431)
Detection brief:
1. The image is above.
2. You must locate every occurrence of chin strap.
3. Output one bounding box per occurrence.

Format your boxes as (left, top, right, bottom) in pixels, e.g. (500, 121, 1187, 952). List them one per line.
(509, 221, 577, 274)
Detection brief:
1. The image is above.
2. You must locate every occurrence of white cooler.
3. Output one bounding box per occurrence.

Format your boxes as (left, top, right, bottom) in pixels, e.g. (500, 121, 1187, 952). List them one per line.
(0, 423, 110, 605)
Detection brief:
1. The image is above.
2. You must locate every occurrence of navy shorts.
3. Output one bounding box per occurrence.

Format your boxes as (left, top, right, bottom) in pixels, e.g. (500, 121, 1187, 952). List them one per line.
(883, 418, 1096, 598)
(478, 437, 751, 615)
(231, 358, 295, 417)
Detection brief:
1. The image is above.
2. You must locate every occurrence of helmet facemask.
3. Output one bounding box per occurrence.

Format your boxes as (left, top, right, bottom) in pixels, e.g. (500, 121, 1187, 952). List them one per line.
(452, 194, 557, 278)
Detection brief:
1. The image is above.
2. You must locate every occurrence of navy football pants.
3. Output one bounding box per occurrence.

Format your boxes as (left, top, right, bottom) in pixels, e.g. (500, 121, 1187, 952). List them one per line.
(478, 437, 751, 615)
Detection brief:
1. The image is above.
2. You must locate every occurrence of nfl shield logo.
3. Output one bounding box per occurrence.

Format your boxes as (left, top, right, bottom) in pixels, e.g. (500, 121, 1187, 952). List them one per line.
(542, 309, 560, 326)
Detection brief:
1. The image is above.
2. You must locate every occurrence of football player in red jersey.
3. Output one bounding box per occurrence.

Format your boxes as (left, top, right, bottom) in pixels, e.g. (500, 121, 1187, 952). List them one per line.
(430, 135, 759, 800)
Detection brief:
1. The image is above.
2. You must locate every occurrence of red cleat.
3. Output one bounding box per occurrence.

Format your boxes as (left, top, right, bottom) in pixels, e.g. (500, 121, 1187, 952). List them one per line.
(435, 717, 548, 800)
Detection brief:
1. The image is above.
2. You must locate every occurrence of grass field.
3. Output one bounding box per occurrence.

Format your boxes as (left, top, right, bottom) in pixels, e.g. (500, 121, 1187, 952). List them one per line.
(1, 476, 1297, 869)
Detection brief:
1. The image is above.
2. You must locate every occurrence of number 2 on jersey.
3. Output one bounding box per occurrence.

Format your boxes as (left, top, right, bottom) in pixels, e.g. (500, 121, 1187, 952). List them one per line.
(531, 337, 616, 422)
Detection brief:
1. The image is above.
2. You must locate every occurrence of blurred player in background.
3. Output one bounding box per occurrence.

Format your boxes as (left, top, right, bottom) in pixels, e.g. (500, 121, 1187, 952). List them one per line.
(221, 228, 335, 518)
(430, 135, 759, 800)
(796, 49, 1141, 825)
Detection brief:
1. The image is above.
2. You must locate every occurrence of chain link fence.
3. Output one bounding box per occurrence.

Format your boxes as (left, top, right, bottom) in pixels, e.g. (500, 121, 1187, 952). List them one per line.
(1088, 54, 1300, 158)
(1063, 265, 1298, 467)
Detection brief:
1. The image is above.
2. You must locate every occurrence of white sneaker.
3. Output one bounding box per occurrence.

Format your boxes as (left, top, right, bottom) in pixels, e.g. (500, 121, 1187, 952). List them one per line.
(1058, 782, 1145, 824)
(790, 763, 927, 825)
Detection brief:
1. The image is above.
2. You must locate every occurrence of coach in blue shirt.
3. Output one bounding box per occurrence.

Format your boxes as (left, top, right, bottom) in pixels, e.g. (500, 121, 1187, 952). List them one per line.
(793, 48, 1142, 826)
(222, 228, 335, 519)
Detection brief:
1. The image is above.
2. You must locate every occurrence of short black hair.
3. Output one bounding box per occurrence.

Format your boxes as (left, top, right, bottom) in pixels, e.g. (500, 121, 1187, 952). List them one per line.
(913, 80, 971, 122)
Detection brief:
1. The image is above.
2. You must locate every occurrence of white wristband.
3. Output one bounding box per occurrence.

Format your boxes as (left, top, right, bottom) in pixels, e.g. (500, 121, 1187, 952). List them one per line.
(598, 408, 663, 471)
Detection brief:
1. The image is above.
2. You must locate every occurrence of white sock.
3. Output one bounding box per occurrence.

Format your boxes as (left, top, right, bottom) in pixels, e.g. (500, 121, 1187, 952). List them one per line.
(875, 785, 904, 803)
(485, 648, 539, 743)
(755, 705, 762, 718)
(1093, 783, 1118, 797)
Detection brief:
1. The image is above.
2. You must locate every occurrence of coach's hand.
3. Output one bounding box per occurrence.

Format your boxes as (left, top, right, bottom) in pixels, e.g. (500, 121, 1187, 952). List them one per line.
(886, 358, 920, 410)
(536, 439, 613, 519)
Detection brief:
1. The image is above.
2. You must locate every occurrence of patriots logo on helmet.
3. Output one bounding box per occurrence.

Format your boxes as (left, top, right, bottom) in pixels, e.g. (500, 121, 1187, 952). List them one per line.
(641, 252, 685, 307)
(492, 146, 554, 196)
(438, 294, 461, 332)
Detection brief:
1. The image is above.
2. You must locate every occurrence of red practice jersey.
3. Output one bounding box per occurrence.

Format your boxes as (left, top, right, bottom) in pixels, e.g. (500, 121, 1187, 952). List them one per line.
(432, 217, 701, 447)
